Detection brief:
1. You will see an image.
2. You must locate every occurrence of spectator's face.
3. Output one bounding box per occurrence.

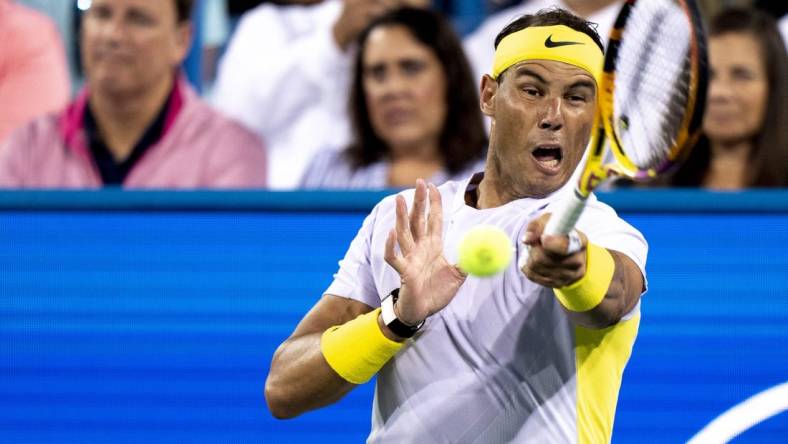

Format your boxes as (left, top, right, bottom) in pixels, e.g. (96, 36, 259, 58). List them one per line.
(362, 25, 447, 155)
(703, 32, 768, 145)
(81, 0, 191, 97)
(481, 60, 595, 198)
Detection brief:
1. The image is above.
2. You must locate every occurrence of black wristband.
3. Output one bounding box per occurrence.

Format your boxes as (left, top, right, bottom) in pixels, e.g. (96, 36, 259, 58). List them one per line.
(381, 288, 423, 338)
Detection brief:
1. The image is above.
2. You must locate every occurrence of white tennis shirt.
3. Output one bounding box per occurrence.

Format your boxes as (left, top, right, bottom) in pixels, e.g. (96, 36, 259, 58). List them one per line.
(325, 173, 648, 443)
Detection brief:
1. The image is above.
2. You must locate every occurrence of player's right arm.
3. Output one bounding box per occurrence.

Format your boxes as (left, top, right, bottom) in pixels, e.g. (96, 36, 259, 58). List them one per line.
(266, 180, 465, 418)
(265, 294, 373, 419)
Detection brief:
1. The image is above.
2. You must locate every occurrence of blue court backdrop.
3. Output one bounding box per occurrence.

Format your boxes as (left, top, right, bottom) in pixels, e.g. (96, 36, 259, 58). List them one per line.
(1, 190, 786, 443)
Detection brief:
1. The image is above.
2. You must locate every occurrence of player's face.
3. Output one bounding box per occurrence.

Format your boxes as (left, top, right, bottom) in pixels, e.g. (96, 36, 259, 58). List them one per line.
(703, 32, 768, 144)
(362, 25, 447, 156)
(81, 0, 191, 98)
(481, 60, 596, 198)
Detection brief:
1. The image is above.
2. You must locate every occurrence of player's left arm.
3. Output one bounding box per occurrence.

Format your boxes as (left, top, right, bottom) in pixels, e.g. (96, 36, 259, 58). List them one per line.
(522, 213, 644, 329)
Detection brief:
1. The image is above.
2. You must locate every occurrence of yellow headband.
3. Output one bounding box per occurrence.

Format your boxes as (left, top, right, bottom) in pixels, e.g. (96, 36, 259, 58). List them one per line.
(492, 25, 603, 83)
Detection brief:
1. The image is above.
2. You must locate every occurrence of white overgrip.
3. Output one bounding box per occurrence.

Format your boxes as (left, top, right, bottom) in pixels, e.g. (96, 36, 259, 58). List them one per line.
(544, 189, 588, 236)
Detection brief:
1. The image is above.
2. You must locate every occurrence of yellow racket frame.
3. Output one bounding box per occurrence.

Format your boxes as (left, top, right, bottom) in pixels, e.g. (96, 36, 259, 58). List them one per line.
(576, 0, 707, 198)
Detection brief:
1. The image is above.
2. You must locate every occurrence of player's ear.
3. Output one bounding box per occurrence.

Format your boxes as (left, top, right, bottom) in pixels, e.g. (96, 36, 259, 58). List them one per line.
(480, 74, 498, 117)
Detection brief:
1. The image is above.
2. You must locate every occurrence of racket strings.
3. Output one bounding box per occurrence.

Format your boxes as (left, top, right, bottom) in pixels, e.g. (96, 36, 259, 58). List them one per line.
(611, 0, 695, 170)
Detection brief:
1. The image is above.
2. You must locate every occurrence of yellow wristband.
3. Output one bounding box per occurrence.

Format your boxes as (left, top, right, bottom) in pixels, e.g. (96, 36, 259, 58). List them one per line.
(320, 308, 404, 384)
(553, 243, 615, 312)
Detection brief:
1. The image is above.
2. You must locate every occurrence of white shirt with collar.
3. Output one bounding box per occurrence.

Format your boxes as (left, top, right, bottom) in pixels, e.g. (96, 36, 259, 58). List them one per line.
(323, 173, 647, 442)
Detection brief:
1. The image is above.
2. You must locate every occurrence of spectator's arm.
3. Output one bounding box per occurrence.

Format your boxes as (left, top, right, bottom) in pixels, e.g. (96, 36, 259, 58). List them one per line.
(211, 5, 350, 138)
(0, 17, 69, 141)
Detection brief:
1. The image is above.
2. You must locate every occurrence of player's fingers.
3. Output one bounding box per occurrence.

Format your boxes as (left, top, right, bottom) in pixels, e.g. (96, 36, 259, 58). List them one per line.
(395, 195, 415, 254)
(522, 260, 575, 288)
(527, 246, 583, 278)
(521, 259, 556, 287)
(384, 228, 405, 273)
(426, 183, 444, 237)
(541, 229, 587, 257)
(409, 179, 427, 241)
(523, 213, 549, 246)
(525, 246, 557, 274)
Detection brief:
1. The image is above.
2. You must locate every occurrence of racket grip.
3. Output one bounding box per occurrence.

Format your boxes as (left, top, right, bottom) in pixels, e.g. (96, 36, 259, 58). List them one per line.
(544, 190, 588, 236)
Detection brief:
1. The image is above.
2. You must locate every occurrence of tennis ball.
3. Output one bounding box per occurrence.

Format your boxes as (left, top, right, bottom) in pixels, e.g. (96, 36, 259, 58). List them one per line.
(457, 225, 513, 277)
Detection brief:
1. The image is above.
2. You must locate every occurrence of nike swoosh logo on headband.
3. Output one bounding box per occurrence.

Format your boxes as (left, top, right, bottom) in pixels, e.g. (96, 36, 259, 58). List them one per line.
(544, 35, 584, 48)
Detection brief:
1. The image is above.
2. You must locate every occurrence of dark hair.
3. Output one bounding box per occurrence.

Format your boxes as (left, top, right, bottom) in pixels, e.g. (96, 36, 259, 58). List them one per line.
(670, 7, 788, 187)
(347, 8, 487, 174)
(175, 0, 193, 23)
(494, 8, 605, 57)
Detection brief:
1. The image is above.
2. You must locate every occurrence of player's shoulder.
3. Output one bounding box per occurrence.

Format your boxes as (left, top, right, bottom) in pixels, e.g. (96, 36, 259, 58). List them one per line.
(581, 193, 647, 245)
(583, 192, 621, 218)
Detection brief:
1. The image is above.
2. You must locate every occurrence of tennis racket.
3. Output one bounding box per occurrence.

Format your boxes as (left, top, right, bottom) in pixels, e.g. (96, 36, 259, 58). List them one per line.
(544, 0, 709, 237)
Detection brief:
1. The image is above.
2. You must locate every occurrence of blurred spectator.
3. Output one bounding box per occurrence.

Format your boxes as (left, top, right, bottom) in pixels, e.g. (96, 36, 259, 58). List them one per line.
(212, 0, 427, 190)
(0, 0, 70, 142)
(666, 8, 788, 189)
(0, 0, 266, 189)
(463, 0, 623, 85)
(17, 0, 77, 85)
(300, 7, 486, 189)
(227, 0, 265, 17)
(201, 0, 231, 93)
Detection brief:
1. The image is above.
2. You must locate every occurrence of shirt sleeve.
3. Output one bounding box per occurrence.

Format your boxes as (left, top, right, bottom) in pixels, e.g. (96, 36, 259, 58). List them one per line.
(324, 203, 383, 308)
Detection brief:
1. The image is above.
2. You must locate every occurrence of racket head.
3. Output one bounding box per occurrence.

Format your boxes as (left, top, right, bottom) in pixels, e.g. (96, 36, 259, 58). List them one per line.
(599, 0, 709, 181)
(575, 114, 609, 197)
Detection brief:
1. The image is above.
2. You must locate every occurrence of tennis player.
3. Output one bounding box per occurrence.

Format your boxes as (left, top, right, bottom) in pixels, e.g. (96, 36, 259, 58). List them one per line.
(266, 8, 647, 443)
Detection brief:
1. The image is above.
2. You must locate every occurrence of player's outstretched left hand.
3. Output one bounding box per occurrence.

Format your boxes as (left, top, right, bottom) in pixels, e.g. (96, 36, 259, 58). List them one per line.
(384, 179, 466, 326)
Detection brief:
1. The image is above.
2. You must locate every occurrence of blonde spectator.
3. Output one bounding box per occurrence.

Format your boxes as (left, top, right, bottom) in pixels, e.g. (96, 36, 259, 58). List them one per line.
(0, 0, 70, 142)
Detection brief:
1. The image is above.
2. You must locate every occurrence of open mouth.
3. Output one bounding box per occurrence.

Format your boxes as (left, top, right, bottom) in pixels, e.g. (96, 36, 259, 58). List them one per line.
(531, 145, 563, 173)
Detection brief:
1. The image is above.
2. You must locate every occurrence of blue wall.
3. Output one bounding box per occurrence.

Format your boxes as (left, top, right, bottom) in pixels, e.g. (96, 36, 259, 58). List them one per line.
(1, 190, 786, 443)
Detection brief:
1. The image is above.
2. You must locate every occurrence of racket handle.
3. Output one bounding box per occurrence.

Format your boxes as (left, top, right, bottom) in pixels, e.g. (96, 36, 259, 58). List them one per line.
(544, 190, 588, 236)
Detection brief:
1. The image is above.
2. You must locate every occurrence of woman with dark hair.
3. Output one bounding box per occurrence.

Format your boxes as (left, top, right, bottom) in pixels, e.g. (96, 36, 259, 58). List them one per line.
(300, 7, 487, 189)
(666, 7, 788, 188)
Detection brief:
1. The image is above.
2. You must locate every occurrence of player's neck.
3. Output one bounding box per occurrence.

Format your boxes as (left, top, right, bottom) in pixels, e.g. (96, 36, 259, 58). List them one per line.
(476, 169, 519, 209)
(704, 140, 752, 190)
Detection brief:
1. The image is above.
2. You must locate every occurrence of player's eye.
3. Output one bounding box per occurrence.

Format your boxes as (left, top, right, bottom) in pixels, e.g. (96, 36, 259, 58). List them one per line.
(567, 93, 588, 103)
